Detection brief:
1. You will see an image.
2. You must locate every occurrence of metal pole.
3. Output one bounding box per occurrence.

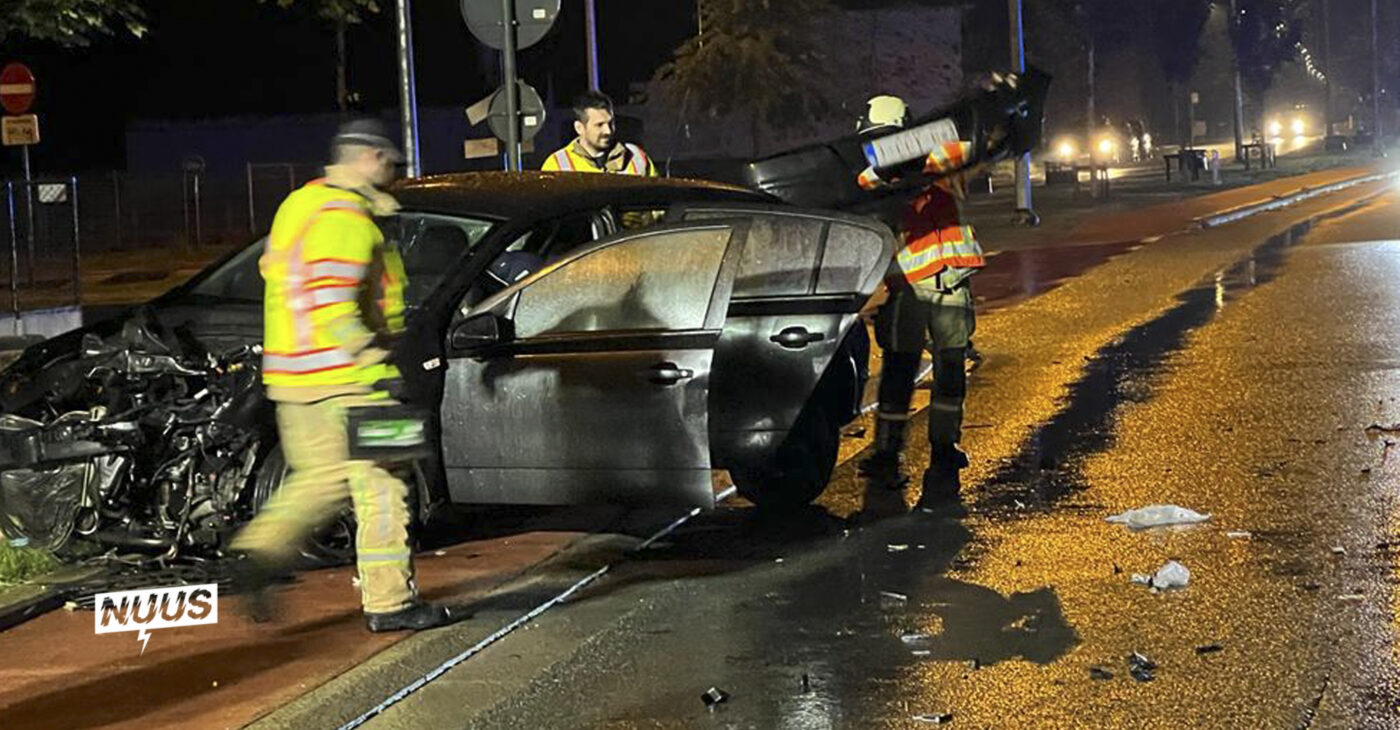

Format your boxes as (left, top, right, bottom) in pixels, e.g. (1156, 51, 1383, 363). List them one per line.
(1322, 0, 1332, 136)
(246, 162, 256, 233)
(396, 0, 423, 177)
(7, 183, 18, 332)
(70, 177, 79, 307)
(501, 0, 522, 171)
(182, 172, 191, 250)
(112, 171, 122, 250)
(584, 0, 601, 91)
(1230, 0, 1245, 160)
(1009, 0, 1035, 224)
(21, 145, 33, 285)
(1372, 0, 1383, 139)
(193, 172, 202, 247)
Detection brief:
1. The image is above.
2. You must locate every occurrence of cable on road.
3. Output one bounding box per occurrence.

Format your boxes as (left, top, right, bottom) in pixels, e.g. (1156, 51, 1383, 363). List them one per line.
(337, 485, 740, 730)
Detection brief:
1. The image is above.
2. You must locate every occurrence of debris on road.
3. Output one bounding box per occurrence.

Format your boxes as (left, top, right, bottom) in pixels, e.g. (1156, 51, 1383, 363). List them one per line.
(1128, 652, 1157, 682)
(844, 427, 867, 439)
(1089, 666, 1115, 680)
(911, 712, 954, 724)
(880, 590, 908, 603)
(1226, 530, 1252, 539)
(1195, 644, 1224, 655)
(701, 687, 730, 707)
(1337, 593, 1365, 602)
(1131, 561, 1191, 590)
(1364, 423, 1400, 438)
(1331, 546, 1347, 556)
(901, 632, 932, 644)
(1107, 505, 1211, 529)
(969, 658, 981, 671)
(888, 544, 910, 552)
(911, 649, 932, 657)
(433, 550, 447, 557)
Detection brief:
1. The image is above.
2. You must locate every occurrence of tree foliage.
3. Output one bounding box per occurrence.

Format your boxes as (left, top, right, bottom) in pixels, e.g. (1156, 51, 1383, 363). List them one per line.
(0, 0, 146, 46)
(265, 0, 381, 24)
(651, 0, 835, 133)
(1228, 0, 1303, 97)
(1147, 0, 1213, 87)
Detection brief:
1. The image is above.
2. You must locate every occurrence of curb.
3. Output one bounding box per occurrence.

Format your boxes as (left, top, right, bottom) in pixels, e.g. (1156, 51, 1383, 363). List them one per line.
(1195, 168, 1400, 229)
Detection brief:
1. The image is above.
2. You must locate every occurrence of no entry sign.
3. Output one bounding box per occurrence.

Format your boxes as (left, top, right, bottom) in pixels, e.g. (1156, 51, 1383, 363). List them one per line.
(0, 63, 35, 115)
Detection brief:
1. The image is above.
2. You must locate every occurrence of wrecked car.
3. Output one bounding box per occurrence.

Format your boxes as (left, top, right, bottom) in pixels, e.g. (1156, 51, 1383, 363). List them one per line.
(0, 172, 895, 559)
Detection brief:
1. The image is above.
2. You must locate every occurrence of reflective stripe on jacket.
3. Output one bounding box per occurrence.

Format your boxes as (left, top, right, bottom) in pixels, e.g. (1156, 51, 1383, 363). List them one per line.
(260, 179, 405, 395)
(541, 140, 656, 176)
(896, 183, 986, 287)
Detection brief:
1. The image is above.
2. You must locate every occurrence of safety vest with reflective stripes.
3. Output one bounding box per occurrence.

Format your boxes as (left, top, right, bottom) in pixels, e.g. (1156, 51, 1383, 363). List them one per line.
(260, 180, 405, 393)
(541, 141, 656, 176)
(896, 183, 985, 286)
(922, 140, 973, 176)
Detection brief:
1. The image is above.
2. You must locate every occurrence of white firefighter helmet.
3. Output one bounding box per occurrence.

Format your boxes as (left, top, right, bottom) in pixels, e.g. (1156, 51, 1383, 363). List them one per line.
(857, 95, 909, 135)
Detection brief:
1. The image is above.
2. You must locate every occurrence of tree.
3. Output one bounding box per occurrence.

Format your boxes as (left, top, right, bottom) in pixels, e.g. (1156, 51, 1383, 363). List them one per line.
(1147, 0, 1213, 145)
(266, 0, 382, 113)
(1228, 0, 1303, 134)
(0, 0, 145, 46)
(1028, 0, 1150, 140)
(652, 0, 835, 156)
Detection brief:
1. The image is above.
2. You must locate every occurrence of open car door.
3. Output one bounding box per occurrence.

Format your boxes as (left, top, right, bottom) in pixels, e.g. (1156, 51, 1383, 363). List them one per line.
(438, 220, 749, 508)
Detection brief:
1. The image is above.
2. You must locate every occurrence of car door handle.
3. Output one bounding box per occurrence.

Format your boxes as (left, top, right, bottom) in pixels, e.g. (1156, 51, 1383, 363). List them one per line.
(770, 326, 826, 349)
(647, 362, 695, 385)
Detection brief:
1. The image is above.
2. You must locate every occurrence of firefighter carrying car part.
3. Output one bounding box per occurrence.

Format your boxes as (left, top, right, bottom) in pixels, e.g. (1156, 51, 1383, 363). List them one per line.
(542, 90, 657, 176)
(231, 119, 460, 633)
(854, 95, 987, 509)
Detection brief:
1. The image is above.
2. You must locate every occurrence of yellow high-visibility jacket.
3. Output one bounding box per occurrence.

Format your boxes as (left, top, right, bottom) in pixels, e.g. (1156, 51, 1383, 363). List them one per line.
(541, 139, 656, 176)
(259, 177, 406, 400)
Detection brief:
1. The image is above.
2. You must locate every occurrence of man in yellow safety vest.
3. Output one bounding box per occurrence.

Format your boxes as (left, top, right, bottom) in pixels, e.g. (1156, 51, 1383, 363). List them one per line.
(542, 90, 656, 176)
(232, 119, 459, 633)
(854, 96, 987, 511)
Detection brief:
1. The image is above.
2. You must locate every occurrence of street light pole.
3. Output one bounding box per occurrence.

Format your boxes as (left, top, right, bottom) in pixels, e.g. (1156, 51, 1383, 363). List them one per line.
(1009, 0, 1036, 225)
(395, 0, 422, 177)
(1322, 0, 1332, 136)
(1230, 0, 1245, 160)
(584, 0, 600, 91)
(501, 0, 522, 171)
(1372, 0, 1383, 139)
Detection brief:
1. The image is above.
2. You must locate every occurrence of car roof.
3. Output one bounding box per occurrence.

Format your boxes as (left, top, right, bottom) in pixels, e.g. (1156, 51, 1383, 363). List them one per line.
(392, 171, 774, 221)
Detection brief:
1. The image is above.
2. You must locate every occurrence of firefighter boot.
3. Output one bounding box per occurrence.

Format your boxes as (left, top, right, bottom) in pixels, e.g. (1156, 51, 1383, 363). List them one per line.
(858, 416, 909, 490)
(366, 600, 464, 633)
(916, 443, 969, 510)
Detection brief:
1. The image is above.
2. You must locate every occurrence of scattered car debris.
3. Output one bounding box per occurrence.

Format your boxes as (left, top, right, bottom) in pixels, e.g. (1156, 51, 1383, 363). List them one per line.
(1195, 643, 1224, 655)
(62, 601, 78, 612)
(1337, 594, 1365, 603)
(880, 591, 908, 603)
(844, 427, 867, 439)
(433, 550, 447, 557)
(1226, 531, 1252, 539)
(969, 658, 981, 670)
(7, 537, 28, 548)
(911, 712, 954, 724)
(888, 544, 910, 552)
(1331, 546, 1347, 556)
(1107, 505, 1211, 529)
(900, 632, 932, 644)
(1128, 652, 1157, 682)
(701, 687, 730, 707)
(911, 649, 932, 657)
(1089, 666, 1115, 680)
(775, 558, 784, 564)
(1131, 561, 1190, 590)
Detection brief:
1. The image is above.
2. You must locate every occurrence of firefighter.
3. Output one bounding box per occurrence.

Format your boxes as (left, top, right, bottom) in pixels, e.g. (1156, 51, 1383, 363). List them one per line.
(542, 90, 656, 176)
(855, 95, 986, 510)
(232, 119, 458, 633)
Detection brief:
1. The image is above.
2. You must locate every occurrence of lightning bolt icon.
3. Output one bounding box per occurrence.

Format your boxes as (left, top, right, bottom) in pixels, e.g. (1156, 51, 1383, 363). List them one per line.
(137, 628, 151, 656)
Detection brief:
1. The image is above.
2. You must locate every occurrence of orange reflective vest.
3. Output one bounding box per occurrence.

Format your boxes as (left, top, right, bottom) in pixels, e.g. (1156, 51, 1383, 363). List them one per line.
(896, 182, 985, 286)
(260, 179, 405, 395)
(542, 140, 656, 176)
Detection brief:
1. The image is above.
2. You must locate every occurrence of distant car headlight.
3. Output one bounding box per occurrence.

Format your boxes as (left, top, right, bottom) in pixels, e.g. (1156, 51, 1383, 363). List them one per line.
(1291, 117, 1306, 136)
(1056, 140, 1076, 160)
(1268, 119, 1283, 137)
(1097, 138, 1116, 156)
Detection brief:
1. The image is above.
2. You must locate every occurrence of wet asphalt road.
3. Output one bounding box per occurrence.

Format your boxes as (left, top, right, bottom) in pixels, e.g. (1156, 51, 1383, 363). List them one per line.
(344, 184, 1400, 729)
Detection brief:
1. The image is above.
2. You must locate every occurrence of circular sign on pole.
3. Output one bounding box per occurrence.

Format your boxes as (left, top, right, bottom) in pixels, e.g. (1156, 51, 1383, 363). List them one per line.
(461, 0, 560, 51)
(0, 63, 36, 115)
(488, 81, 546, 142)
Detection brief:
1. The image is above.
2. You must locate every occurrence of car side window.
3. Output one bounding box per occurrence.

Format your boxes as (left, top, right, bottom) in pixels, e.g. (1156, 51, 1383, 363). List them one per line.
(382, 213, 493, 305)
(505, 211, 608, 263)
(817, 223, 885, 294)
(686, 212, 826, 298)
(513, 227, 731, 338)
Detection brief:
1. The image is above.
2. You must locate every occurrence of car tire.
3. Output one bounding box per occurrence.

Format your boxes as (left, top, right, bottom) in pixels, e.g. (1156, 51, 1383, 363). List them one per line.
(731, 400, 840, 511)
(250, 444, 426, 568)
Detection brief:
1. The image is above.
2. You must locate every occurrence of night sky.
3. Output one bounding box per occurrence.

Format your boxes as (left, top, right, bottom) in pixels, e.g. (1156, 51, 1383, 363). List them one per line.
(5, 0, 698, 172)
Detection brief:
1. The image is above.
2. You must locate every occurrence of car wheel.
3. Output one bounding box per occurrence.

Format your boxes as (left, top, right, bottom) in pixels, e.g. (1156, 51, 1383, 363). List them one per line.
(731, 400, 840, 511)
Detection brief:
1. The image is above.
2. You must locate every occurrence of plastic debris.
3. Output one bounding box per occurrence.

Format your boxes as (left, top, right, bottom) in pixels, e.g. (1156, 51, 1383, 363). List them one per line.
(1331, 546, 1347, 555)
(911, 712, 954, 724)
(1128, 652, 1157, 682)
(1131, 561, 1190, 590)
(901, 632, 932, 644)
(1338, 594, 1365, 602)
(1089, 666, 1115, 680)
(62, 601, 78, 612)
(1226, 531, 1252, 539)
(1106, 505, 1211, 529)
(911, 649, 932, 657)
(880, 591, 908, 603)
(888, 544, 910, 552)
(775, 558, 784, 564)
(701, 687, 730, 707)
(1195, 644, 1224, 655)
(433, 550, 447, 557)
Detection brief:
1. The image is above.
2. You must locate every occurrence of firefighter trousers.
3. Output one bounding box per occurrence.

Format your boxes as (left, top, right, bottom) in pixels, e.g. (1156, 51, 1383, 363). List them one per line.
(873, 281, 976, 457)
(232, 396, 416, 614)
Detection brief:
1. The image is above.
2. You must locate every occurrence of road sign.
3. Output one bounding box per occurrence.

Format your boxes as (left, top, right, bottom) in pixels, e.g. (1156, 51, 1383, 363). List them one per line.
(0, 64, 35, 115)
(461, 0, 560, 50)
(487, 81, 545, 142)
(2, 115, 39, 146)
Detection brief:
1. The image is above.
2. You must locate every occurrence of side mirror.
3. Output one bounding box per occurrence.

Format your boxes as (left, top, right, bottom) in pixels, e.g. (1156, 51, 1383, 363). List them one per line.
(450, 313, 505, 351)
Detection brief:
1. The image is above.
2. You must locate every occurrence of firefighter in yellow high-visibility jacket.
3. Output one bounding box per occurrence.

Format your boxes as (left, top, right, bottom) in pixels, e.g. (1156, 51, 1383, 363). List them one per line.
(854, 96, 987, 511)
(232, 119, 459, 633)
(542, 90, 657, 176)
